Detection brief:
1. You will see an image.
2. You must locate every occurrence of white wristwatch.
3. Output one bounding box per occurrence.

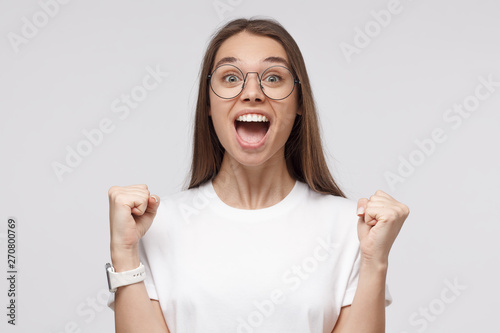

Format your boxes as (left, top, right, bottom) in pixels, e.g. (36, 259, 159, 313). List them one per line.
(105, 262, 146, 293)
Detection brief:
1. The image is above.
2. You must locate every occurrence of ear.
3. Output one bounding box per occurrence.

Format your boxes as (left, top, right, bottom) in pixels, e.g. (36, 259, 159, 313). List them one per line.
(296, 106, 302, 116)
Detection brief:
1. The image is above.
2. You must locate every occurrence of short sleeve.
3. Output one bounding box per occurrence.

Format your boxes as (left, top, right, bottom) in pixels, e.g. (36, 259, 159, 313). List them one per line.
(106, 239, 159, 311)
(341, 248, 393, 308)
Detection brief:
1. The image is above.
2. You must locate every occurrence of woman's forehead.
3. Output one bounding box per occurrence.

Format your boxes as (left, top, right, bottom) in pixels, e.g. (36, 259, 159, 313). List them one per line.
(214, 32, 290, 69)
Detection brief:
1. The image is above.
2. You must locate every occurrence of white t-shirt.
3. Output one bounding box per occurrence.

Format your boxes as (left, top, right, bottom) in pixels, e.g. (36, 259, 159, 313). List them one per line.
(108, 179, 392, 332)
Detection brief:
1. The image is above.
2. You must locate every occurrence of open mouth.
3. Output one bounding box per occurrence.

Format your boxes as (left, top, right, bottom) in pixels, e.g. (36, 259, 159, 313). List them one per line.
(234, 114, 270, 144)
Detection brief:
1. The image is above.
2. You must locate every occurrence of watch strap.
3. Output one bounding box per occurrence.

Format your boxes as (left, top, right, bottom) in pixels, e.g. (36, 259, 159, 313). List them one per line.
(106, 262, 146, 293)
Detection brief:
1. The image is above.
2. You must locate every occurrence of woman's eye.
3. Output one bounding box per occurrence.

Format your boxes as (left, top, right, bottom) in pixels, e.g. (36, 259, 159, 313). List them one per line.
(224, 75, 240, 83)
(264, 75, 281, 83)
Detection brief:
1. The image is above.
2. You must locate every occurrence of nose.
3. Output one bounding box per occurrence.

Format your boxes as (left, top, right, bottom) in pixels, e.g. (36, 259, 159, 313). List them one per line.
(240, 72, 265, 102)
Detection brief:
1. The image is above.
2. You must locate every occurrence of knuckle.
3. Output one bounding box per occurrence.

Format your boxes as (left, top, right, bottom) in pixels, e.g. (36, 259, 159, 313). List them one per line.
(402, 204, 410, 216)
(113, 193, 128, 204)
(392, 206, 407, 220)
(108, 186, 117, 195)
(108, 187, 121, 200)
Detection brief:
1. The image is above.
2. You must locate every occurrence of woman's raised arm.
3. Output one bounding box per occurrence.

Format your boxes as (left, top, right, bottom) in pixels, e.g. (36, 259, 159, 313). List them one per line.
(108, 185, 169, 333)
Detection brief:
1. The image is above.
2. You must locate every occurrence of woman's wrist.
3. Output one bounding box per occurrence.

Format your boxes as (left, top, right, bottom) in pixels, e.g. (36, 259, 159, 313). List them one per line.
(110, 245, 140, 272)
(360, 255, 389, 275)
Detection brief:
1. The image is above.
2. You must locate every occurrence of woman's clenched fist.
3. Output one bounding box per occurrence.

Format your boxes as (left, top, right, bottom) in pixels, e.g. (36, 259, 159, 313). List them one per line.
(108, 185, 160, 254)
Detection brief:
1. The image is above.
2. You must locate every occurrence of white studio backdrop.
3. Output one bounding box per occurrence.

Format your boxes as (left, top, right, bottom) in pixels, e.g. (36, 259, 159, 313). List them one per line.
(0, 0, 498, 332)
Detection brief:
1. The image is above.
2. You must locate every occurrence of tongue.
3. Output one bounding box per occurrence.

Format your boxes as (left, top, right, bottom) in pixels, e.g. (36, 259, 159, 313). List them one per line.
(235, 121, 268, 143)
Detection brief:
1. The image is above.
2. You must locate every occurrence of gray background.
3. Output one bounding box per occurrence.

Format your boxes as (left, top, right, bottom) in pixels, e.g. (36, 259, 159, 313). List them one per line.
(1, 0, 499, 332)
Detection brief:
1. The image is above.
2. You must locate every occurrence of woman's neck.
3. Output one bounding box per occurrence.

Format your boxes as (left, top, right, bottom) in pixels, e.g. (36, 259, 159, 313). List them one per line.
(212, 153, 296, 210)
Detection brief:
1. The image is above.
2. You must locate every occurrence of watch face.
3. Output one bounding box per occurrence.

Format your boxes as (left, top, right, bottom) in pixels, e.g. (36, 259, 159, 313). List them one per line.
(105, 263, 113, 292)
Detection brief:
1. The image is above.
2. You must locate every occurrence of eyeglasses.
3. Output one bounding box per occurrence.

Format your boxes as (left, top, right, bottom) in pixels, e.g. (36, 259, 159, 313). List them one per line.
(207, 64, 301, 100)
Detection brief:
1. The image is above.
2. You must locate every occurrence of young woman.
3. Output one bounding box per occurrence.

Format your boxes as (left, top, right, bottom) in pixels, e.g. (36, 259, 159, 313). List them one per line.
(106, 18, 410, 333)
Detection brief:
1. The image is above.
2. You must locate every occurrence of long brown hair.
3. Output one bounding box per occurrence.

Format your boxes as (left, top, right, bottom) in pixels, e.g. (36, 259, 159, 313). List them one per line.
(187, 17, 346, 198)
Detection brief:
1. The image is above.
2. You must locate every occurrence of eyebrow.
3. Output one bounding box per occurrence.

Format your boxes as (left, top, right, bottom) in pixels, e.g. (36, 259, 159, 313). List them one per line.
(213, 56, 290, 69)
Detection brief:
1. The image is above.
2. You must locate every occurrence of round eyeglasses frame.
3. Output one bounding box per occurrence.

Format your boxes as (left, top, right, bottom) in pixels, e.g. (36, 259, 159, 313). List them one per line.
(207, 64, 301, 101)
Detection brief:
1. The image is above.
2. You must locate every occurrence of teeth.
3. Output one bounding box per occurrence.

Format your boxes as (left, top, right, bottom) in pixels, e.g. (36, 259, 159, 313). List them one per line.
(236, 114, 269, 122)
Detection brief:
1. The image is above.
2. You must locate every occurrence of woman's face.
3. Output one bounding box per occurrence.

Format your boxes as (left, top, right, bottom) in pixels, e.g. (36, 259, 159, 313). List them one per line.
(209, 31, 301, 168)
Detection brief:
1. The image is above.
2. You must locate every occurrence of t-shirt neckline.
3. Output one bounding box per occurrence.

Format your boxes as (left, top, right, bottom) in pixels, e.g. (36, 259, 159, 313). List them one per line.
(203, 179, 307, 221)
